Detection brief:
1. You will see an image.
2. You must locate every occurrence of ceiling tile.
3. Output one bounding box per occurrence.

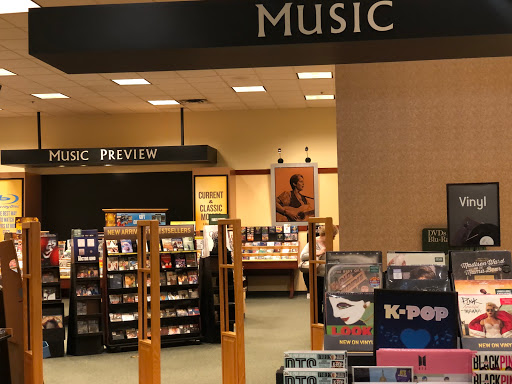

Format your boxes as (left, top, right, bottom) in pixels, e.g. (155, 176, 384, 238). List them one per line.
(0, 40, 28, 50)
(0, 51, 25, 60)
(0, 14, 28, 28)
(177, 70, 218, 78)
(0, 28, 27, 40)
(0, 17, 15, 29)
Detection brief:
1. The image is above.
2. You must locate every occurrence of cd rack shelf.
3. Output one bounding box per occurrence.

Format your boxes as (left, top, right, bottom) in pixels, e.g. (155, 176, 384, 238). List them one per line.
(102, 224, 201, 351)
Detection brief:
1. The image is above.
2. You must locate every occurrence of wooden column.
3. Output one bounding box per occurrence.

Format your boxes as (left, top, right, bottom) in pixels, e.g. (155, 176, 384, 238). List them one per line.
(218, 219, 245, 384)
(0, 240, 24, 384)
(307, 217, 333, 351)
(22, 221, 43, 384)
(137, 220, 161, 384)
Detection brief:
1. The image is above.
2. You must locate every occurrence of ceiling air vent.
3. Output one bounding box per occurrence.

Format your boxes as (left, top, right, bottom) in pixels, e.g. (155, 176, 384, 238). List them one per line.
(178, 98, 208, 104)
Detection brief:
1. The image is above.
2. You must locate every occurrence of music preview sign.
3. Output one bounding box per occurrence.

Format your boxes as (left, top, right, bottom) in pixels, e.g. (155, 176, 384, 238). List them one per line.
(447, 182, 500, 247)
(194, 175, 229, 231)
(0, 179, 23, 241)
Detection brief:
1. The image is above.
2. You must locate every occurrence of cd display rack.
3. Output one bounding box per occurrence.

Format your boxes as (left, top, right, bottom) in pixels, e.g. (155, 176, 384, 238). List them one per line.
(67, 229, 104, 355)
(102, 224, 201, 351)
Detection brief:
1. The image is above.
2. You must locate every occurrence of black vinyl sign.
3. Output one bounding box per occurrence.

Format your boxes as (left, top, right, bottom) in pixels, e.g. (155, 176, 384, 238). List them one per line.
(1, 145, 217, 167)
(446, 182, 501, 247)
(28, 0, 512, 73)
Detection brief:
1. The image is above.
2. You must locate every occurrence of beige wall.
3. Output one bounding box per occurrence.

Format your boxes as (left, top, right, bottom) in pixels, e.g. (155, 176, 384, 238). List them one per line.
(0, 107, 338, 291)
(336, 57, 512, 262)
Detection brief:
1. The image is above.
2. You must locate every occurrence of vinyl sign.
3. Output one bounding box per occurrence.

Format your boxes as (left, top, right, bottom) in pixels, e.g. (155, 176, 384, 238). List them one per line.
(194, 175, 228, 231)
(0, 179, 23, 241)
(446, 182, 500, 247)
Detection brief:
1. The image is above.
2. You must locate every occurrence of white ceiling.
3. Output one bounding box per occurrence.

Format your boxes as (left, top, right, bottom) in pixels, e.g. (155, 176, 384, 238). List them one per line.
(0, 1, 335, 117)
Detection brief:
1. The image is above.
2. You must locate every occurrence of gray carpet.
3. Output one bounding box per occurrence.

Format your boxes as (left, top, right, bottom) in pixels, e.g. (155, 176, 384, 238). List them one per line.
(43, 295, 310, 384)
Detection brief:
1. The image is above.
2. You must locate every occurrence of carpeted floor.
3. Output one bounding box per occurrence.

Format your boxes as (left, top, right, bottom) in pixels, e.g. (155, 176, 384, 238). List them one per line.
(43, 294, 310, 384)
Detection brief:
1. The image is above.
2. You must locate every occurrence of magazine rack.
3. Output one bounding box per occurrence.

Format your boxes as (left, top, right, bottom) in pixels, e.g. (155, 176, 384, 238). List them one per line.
(22, 221, 44, 384)
(307, 217, 334, 351)
(137, 220, 161, 384)
(218, 219, 245, 384)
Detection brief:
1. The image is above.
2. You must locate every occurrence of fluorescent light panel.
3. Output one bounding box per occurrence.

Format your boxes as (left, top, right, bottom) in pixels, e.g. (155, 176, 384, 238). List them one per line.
(32, 93, 69, 99)
(0, 69, 16, 76)
(148, 100, 179, 105)
(0, 0, 40, 14)
(305, 94, 335, 100)
(297, 72, 333, 79)
(232, 86, 266, 93)
(112, 78, 150, 85)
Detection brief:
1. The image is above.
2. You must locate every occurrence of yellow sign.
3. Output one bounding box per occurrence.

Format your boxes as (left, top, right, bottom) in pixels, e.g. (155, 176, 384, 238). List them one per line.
(194, 175, 228, 231)
(0, 179, 23, 241)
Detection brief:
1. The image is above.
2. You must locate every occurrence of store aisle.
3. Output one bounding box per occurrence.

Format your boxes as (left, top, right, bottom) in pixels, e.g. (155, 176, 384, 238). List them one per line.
(43, 294, 310, 384)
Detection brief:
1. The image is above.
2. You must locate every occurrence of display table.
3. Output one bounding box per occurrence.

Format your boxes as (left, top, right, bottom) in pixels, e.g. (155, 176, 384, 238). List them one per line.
(242, 260, 298, 298)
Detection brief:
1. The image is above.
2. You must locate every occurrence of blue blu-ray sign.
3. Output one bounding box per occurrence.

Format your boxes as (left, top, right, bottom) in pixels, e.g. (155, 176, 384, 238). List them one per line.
(374, 289, 458, 351)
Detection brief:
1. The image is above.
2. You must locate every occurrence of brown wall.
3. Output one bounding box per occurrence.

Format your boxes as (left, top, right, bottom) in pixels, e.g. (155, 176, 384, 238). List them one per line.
(336, 57, 512, 259)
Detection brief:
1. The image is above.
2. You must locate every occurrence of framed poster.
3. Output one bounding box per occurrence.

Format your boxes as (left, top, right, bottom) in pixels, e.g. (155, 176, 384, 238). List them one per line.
(0, 178, 23, 241)
(194, 175, 228, 231)
(446, 182, 500, 247)
(271, 163, 318, 226)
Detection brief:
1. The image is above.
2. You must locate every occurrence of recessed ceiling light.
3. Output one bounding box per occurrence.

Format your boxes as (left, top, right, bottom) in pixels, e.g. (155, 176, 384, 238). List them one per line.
(32, 93, 69, 99)
(297, 72, 333, 79)
(104, 164, 113, 167)
(0, 0, 39, 14)
(305, 94, 335, 100)
(148, 100, 179, 106)
(0, 108, 3, 111)
(58, 165, 65, 168)
(80, 165, 87, 167)
(0, 69, 16, 76)
(112, 79, 151, 85)
(232, 86, 266, 93)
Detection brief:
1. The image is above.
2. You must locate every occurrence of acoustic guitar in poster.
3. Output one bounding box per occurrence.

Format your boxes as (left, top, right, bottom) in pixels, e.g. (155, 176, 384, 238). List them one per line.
(276, 201, 315, 222)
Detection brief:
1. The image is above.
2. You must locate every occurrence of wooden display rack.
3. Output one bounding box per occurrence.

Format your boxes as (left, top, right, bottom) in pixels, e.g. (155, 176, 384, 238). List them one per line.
(0, 240, 24, 384)
(137, 220, 161, 384)
(22, 221, 44, 384)
(307, 217, 334, 351)
(218, 219, 245, 384)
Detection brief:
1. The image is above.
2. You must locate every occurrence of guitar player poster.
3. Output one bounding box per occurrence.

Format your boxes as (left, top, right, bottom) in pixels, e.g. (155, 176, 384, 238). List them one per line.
(271, 163, 319, 226)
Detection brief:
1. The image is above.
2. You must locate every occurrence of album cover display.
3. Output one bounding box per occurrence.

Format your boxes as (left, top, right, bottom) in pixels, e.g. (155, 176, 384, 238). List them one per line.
(351, 366, 413, 382)
(385, 265, 450, 292)
(182, 236, 194, 251)
(459, 294, 512, 340)
(284, 351, 347, 369)
(76, 283, 100, 296)
(283, 369, 348, 384)
(326, 264, 382, 293)
(76, 265, 99, 278)
(42, 287, 58, 301)
(326, 251, 382, 265)
(162, 238, 173, 252)
(106, 240, 119, 254)
(473, 352, 512, 370)
(472, 371, 512, 384)
(77, 302, 87, 315)
(175, 256, 186, 268)
(324, 292, 374, 351)
(374, 289, 458, 350)
(103, 225, 199, 349)
(42, 271, 59, 283)
(455, 279, 512, 295)
(386, 252, 446, 266)
(451, 251, 512, 281)
(376, 349, 474, 382)
(77, 321, 89, 334)
(42, 315, 64, 330)
(120, 239, 133, 253)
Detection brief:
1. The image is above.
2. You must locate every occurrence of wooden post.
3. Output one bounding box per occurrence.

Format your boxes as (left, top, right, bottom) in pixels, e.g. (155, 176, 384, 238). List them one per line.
(137, 220, 161, 384)
(0, 240, 24, 384)
(307, 217, 333, 351)
(218, 219, 245, 384)
(22, 221, 43, 384)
